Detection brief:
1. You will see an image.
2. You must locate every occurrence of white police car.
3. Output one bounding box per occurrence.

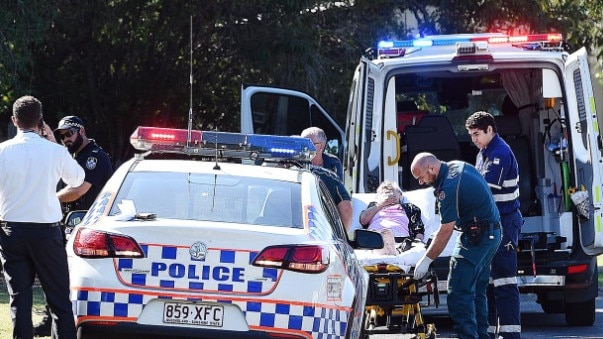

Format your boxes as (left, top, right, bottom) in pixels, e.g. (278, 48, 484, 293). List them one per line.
(66, 127, 382, 339)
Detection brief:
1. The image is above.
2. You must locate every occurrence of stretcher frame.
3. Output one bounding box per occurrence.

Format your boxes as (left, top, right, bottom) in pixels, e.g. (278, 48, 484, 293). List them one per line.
(363, 264, 439, 339)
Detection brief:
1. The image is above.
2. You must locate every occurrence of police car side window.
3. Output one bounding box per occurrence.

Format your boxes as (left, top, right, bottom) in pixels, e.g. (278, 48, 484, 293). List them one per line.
(317, 181, 347, 240)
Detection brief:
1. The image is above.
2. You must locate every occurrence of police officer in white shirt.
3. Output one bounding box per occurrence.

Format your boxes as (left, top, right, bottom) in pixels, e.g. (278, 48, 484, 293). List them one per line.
(0, 95, 85, 339)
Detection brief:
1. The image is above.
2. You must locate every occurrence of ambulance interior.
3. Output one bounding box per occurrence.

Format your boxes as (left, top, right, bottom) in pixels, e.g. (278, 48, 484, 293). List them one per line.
(389, 68, 576, 255)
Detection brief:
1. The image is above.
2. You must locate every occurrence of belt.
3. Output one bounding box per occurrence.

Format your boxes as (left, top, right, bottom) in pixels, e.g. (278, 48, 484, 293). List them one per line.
(455, 222, 500, 232)
(1, 221, 60, 228)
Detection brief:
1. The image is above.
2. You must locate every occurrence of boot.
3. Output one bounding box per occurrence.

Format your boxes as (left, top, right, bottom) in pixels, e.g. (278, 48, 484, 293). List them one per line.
(33, 304, 52, 337)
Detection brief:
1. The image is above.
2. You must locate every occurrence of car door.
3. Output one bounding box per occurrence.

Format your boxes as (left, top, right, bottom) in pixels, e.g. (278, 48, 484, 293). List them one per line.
(240, 85, 345, 160)
(564, 47, 603, 254)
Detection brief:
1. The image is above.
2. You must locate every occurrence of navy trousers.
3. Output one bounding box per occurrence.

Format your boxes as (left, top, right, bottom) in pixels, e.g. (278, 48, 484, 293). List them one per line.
(487, 211, 523, 339)
(448, 225, 501, 339)
(0, 223, 76, 339)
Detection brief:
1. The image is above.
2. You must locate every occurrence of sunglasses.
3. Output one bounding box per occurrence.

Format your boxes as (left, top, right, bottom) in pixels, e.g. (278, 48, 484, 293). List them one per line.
(59, 129, 78, 140)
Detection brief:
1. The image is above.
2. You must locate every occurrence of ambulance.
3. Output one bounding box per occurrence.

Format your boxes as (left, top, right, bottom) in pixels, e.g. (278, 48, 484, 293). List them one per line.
(241, 33, 603, 326)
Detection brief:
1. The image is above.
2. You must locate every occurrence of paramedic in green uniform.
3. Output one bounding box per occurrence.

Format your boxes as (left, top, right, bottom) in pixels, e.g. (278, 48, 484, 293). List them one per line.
(411, 152, 501, 339)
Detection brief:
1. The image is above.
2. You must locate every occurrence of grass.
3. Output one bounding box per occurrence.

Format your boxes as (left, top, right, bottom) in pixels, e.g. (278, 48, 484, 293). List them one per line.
(0, 283, 49, 339)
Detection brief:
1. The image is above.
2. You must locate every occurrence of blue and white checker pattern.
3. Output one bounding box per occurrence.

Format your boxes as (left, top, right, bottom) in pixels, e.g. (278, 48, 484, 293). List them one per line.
(72, 290, 349, 338)
(115, 244, 278, 293)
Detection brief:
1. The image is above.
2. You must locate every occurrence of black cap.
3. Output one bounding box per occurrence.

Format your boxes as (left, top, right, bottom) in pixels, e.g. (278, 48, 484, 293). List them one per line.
(54, 115, 84, 131)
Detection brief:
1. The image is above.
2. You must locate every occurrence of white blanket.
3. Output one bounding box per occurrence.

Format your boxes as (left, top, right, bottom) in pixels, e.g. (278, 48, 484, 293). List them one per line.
(355, 241, 427, 273)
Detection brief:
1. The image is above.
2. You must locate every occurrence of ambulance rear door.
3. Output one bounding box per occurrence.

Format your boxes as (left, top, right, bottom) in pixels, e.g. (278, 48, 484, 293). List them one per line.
(564, 47, 603, 255)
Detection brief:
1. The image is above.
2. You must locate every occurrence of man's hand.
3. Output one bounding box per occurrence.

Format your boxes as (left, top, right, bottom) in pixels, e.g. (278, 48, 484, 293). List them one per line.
(413, 255, 433, 280)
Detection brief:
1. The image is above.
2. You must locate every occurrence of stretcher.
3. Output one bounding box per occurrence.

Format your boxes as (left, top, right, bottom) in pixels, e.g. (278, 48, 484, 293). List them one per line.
(362, 263, 439, 339)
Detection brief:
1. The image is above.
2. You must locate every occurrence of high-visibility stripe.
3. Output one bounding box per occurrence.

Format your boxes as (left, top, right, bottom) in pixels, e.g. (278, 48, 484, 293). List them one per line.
(499, 324, 522, 333)
(493, 188, 520, 202)
(491, 276, 518, 287)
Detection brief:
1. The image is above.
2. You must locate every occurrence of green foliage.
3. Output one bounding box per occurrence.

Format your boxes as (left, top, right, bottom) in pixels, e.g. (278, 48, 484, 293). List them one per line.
(1, 0, 601, 164)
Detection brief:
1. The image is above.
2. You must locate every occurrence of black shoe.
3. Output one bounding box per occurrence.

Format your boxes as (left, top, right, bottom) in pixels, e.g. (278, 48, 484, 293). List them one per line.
(33, 311, 52, 337)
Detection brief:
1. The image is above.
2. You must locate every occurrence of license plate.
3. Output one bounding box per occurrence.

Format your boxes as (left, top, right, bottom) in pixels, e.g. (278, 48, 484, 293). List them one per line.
(163, 302, 224, 327)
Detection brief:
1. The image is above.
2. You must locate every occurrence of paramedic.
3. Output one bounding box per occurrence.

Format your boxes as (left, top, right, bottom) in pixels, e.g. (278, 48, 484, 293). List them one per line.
(411, 152, 501, 339)
(359, 180, 425, 242)
(466, 111, 522, 339)
(0, 95, 84, 339)
(301, 127, 344, 181)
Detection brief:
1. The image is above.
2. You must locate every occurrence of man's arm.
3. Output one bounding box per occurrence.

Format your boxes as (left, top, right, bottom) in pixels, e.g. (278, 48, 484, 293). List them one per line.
(57, 181, 91, 203)
(337, 200, 353, 231)
(424, 220, 455, 259)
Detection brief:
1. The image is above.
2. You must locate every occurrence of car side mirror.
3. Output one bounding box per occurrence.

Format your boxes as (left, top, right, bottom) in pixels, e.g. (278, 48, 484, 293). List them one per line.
(65, 210, 87, 227)
(352, 229, 384, 249)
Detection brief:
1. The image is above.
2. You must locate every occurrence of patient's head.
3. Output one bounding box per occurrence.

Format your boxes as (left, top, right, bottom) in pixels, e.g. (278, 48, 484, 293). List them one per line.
(376, 180, 403, 203)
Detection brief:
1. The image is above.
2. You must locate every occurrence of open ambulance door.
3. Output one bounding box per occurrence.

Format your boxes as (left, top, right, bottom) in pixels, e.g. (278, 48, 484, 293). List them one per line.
(564, 48, 603, 255)
(240, 84, 345, 162)
(351, 60, 385, 193)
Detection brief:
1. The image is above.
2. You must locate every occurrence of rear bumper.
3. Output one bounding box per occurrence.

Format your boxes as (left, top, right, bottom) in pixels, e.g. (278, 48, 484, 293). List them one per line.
(77, 323, 276, 339)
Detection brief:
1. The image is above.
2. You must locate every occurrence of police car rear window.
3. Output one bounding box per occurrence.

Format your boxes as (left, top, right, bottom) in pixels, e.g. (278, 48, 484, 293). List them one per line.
(109, 172, 303, 228)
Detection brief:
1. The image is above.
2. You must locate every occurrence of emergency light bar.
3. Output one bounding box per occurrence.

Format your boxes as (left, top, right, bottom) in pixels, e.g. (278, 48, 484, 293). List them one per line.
(377, 33, 563, 59)
(129, 126, 317, 162)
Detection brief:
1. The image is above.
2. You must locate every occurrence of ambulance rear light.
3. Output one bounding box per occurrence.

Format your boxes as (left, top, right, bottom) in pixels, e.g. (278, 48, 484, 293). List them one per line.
(130, 126, 316, 162)
(252, 244, 330, 273)
(72, 227, 145, 258)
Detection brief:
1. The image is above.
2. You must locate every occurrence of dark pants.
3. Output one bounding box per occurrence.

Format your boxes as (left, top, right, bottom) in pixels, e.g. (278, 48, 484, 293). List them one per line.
(0, 223, 76, 339)
(488, 211, 523, 339)
(448, 226, 501, 339)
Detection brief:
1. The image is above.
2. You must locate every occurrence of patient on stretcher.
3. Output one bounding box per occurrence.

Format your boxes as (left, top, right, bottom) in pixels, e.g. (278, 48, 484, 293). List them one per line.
(359, 180, 425, 242)
(357, 181, 427, 272)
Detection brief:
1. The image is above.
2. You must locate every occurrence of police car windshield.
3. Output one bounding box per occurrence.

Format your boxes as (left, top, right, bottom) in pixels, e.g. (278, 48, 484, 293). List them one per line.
(109, 172, 303, 228)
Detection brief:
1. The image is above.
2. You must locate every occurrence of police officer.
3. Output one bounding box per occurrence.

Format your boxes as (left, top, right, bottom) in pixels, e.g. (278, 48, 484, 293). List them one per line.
(466, 111, 522, 339)
(0, 95, 84, 339)
(55, 116, 113, 210)
(411, 152, 501, 339)
(33, 115, 113, 336)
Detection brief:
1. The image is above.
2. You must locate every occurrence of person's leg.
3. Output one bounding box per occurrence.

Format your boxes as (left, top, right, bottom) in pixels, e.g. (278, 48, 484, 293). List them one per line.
(493, 213, 522, 339)
(487, 281, 498, 338)
(1, 225, 36, 339)
(448, 234, 480, 339)
(33, 303, 52, 336)
(475, 228, 500, 339)
(30, 226, 76, 339)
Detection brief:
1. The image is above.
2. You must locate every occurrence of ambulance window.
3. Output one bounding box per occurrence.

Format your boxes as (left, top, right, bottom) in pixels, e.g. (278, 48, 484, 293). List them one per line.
(250, 92, 311, 136)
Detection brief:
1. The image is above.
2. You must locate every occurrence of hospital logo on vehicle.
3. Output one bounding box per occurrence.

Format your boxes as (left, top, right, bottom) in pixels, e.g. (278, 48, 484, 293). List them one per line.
(116, 244, 279, 294)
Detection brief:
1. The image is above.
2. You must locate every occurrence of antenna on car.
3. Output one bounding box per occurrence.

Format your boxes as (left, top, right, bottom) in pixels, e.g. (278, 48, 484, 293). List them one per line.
(186, 15, 194, 148)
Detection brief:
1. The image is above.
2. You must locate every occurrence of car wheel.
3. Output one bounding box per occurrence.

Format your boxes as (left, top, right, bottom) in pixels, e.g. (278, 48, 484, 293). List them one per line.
(565, 298, 595, 326)
(540, 300, 564, 314)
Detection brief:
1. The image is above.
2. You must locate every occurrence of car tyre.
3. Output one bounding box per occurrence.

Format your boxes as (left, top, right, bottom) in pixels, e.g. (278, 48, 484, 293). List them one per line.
(540, 300, 564, 314)
(564, 298, 595, 326)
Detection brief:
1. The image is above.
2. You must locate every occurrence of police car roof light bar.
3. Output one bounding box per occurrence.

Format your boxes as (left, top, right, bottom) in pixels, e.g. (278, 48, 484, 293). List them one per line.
(130, 126, 317, 162)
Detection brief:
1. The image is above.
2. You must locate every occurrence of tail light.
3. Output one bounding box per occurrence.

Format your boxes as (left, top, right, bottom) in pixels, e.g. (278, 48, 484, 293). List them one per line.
(72, 227, 145, 258)
(252, 245, 329, 273)
(567, 264, 588, 275)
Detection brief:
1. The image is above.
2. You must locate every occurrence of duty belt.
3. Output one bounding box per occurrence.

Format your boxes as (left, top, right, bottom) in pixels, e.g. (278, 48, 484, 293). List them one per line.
(1, 221, 60, 228)
(455, 222, 500, 232)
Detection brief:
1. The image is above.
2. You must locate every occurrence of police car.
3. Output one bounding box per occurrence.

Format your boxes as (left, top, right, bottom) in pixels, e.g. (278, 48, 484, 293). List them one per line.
(66, 127, 382, 339)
